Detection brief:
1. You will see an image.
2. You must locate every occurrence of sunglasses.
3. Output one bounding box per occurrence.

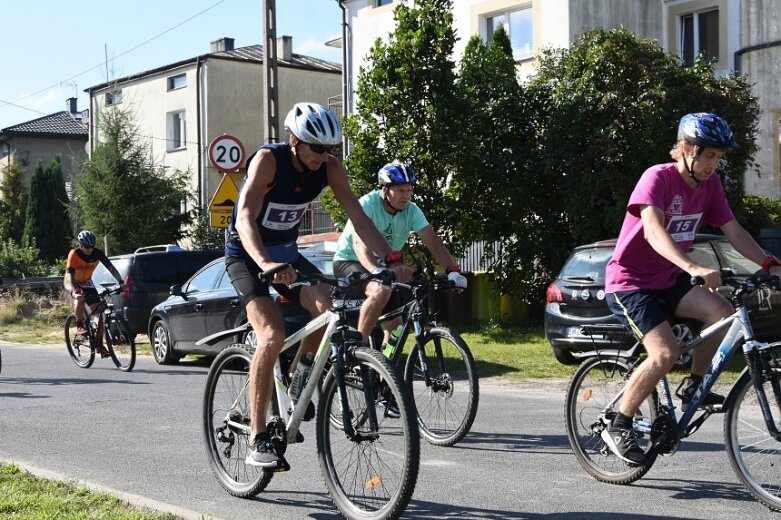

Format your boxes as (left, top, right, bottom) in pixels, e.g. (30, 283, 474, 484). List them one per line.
(79, 243, 94, 249)
(304, 142, 336, 155)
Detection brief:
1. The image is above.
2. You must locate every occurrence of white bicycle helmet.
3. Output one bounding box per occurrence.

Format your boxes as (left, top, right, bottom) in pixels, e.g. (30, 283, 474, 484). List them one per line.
(284, 102, 342, 146)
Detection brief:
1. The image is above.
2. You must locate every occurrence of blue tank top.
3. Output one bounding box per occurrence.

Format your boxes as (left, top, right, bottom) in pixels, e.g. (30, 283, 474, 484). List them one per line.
(225, 142, 329, 258)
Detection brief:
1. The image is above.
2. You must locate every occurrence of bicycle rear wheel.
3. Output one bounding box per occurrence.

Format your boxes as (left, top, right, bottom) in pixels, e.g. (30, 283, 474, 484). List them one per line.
(403, 327, 479, 446)
(724, 363, 781, 511)
(565, 356, 656, 484)
(64, 314, 94, 369)
(203, 345, 272, 498)
(106, 316, 136, 372)
(317, 346, 419, 520)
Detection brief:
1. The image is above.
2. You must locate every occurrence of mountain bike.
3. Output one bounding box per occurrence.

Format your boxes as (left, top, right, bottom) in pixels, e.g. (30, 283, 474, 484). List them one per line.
(200, 266, 420, 520)
(367, 272, 479, 446)
(64, 285, 136, 372)
(565, 271, 781, 511)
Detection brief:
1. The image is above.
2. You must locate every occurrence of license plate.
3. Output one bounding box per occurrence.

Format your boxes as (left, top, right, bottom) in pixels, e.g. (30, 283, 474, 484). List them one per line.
(566, 326, 603, 339)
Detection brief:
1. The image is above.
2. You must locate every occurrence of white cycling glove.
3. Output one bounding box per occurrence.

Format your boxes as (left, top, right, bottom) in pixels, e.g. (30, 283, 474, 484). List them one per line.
(448, 271, 467, 289)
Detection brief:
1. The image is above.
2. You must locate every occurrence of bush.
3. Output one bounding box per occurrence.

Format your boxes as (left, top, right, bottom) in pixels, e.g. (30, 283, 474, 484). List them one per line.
(739, 195, 781, 238)
(0, 238, 47, 278)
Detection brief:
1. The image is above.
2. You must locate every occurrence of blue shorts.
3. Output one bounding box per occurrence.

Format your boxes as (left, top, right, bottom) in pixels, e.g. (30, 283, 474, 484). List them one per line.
(606, 271, 694, 341)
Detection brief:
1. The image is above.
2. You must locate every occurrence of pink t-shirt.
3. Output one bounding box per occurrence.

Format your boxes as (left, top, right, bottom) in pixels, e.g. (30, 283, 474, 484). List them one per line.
(605, 162, 734, 292)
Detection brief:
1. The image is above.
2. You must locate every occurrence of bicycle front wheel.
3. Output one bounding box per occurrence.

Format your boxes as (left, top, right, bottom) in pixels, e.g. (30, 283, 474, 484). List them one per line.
(64, 314, 94, 369)
(403, 327, 479, 446)
(106, 316, 136, 372)
(724, 365, 781, 511)
(203, 345, 272, 498)
(565, 356, 656, 484)
(317, 346, 420, 520)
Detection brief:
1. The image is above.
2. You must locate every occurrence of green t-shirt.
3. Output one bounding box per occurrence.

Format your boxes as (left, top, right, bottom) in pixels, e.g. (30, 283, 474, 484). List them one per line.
(333, 190, 429, 262)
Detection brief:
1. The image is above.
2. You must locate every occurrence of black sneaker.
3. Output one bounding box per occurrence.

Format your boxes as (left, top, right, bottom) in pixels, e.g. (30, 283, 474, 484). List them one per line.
(379, 397, 400, 419)
(246, 433, 281, 468)
(600, 425, 647, 466)
(678, 377, 725, 411)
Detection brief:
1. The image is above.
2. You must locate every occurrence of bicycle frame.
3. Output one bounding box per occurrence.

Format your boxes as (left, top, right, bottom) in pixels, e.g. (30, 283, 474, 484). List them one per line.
(605, 302, 781, 445)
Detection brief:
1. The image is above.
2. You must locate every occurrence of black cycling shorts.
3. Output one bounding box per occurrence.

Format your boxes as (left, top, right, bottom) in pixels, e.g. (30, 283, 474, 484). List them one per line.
(225, 254, 320, 308)
(606, 271, 694, 341)
(332, 260, 407, 314)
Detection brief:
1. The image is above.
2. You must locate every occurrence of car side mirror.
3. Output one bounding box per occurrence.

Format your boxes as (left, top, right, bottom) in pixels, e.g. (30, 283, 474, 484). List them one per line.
(170, 284, 184, 297)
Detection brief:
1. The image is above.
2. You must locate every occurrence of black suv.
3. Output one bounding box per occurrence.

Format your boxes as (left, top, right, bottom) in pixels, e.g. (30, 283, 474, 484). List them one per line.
(92, 245, 222, 338)
(544, 234, 781, 365)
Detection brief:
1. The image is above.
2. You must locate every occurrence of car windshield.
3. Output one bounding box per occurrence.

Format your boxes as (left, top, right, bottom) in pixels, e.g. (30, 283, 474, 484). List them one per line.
(559, 247, 613, 281)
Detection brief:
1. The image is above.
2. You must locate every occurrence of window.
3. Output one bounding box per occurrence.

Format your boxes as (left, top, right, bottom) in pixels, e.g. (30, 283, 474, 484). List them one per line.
(487, 6, 533, 61)
(680, 9, 719, 65)
(167, 73, 187, 91)
(376, 0, 393, 6)
(106, 89, 123, 106)
(167, 110, 186, 150)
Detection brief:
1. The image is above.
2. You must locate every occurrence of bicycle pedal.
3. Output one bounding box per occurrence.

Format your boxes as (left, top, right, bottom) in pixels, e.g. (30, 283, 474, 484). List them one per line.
(273, 455, 291, 473)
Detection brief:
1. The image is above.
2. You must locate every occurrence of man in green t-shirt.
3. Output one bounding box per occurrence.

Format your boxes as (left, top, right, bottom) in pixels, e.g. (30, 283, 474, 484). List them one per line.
(333, 161, 467, 345)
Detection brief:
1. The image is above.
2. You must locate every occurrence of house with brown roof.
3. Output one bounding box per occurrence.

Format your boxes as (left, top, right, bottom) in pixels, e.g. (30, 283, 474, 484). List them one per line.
(85, 36, 342, 230)
(0, 98, 88, 191)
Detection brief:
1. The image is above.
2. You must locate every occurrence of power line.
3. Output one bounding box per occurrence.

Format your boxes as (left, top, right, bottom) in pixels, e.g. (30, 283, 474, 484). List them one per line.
(0, 0, 226, 113)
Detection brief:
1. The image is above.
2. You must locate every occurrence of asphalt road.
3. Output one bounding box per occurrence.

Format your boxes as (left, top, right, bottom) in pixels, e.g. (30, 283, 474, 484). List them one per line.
(1, 342, 779, 520)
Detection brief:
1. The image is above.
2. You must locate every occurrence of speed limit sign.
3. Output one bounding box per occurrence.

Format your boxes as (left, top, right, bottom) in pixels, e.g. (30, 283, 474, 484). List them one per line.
(208, 134, 246, 173)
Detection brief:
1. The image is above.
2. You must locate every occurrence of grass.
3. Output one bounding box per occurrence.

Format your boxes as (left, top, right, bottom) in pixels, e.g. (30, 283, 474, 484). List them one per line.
(0, 462, 188, 519)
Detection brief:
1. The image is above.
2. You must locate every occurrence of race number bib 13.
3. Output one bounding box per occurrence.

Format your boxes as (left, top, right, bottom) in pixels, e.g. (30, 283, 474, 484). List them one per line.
(262, 202, 309, 230)
(667, 213, 702, 242)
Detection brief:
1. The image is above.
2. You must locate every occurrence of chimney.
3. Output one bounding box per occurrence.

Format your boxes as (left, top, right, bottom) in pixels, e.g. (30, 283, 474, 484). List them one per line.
(277, 35, 292, 61)
(66, 97, 78, 114)
(210, 37, 235, 52)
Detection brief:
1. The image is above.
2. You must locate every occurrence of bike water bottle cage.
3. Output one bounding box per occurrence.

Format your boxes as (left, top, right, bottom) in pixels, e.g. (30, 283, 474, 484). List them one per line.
(763, 255, 781, 273)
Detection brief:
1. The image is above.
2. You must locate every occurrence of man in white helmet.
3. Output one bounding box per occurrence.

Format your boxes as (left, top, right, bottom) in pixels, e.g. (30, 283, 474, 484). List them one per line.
(225, 102, 406, 468)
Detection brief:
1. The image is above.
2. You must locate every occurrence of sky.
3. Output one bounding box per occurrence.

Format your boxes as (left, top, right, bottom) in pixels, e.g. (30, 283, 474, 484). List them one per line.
(0, 0, 344, 130)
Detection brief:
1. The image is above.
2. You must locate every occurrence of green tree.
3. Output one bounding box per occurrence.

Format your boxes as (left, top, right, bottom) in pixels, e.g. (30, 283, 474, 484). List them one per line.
(339, 0, 463, 266)
(46, 156, 72, 261)
(21, 160, 46, 252)
(74, 107, 194, 254)
(454, 28, 566, 299)
(190, 206, 226, 251)
(0, 153, 28, 243)
(530, 27, 760, 247)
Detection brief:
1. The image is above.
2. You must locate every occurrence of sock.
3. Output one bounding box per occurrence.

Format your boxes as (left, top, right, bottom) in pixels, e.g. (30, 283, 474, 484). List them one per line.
(612, 412, 633, 430)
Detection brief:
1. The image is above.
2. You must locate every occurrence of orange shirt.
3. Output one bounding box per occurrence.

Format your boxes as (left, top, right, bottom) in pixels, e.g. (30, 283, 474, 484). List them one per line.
(66, 248, 110, 284)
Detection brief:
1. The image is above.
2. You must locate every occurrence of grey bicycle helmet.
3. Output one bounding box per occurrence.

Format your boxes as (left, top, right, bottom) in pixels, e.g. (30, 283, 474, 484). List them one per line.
(77, 230, 97, 247)
(677, 112, 739, 150)
(284, 102, 342, 146)
(377, 162, 417, 186)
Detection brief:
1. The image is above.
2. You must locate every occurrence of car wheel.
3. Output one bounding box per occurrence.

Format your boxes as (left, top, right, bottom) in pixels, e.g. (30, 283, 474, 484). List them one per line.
(151, 320, 178, 365)
(242, 327, 257, 349)
(552, 345, 578, 365)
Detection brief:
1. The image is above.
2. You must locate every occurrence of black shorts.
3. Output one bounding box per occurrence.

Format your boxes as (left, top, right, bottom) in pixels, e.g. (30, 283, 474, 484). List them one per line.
(225, 254, 321, 307)
(606, 271, 694, 341)
(332, 260, 407, 314)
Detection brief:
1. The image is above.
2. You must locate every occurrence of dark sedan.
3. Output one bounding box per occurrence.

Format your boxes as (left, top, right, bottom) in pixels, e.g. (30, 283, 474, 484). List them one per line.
(545, 234, 781, 365)
(148, 249, 333, 364)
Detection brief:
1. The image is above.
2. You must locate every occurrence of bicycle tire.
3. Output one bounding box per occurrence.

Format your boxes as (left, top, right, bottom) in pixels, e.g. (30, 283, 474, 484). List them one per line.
(64, 314, 94, 369)
(724, 362, 781, 511)
(403, 327, 479, 446)
(203, 345, 272, 498)
(317, 346, 419, 520)
(106, 316, 136, 372)
(565, 356, 657, 484)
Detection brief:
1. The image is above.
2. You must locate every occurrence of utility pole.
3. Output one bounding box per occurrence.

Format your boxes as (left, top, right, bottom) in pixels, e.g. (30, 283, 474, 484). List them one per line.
(263, 0, 279, 144)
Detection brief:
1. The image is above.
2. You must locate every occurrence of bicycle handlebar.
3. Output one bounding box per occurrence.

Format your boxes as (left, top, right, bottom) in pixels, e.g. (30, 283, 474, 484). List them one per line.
(260, 264, 395, 289)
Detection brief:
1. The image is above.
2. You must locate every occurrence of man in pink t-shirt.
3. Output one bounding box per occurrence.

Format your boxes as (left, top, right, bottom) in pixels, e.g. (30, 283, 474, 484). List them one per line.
(601, 113, 781, 466)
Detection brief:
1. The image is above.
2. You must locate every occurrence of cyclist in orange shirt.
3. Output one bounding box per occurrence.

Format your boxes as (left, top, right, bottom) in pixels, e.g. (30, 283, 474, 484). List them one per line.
(64, 230, 124, 337)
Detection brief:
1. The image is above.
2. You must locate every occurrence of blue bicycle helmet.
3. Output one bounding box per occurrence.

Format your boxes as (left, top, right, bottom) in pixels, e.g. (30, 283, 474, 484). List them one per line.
(377, 162, 416, 187)
(77, 230, 96, 247)
(677, 113, 739, 150)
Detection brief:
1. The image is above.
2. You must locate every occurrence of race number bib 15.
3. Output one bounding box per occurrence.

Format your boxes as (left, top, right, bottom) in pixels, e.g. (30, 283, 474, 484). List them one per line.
(262, 202, 309, 230)
(667, 213, 702, 242)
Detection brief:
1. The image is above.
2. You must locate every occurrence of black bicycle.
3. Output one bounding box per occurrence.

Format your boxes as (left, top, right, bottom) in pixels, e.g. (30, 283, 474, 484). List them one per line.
(64, 285, 136, 372)
(369, 272, 479, 447)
